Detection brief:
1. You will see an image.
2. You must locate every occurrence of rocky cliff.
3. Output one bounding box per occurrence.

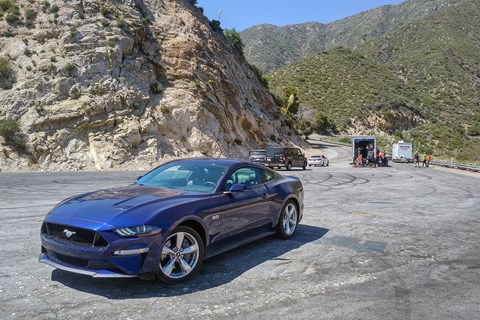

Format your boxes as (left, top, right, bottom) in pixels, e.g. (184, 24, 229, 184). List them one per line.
(0, 0, 306, 171)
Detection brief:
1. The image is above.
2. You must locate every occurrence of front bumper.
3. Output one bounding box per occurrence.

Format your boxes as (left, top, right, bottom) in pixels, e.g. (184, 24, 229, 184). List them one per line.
(266, 162, 286, 168)
(40, 230, 163, 278)
(39, 253, 137, 278)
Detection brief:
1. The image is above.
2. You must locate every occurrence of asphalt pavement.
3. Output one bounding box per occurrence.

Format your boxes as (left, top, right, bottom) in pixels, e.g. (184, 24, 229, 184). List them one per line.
(1, 143, 479, 320)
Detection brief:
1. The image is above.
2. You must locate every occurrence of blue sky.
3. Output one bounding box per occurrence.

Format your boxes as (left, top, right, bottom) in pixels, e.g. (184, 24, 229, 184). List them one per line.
(197, 0, 406, 31)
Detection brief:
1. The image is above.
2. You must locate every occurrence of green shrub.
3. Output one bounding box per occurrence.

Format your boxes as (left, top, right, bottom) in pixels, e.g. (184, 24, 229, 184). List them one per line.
(0, 119, 19, 143)
(64, 62, 76, 76)
(209, 19, 222, 32)
(160, 105, 171, 114)
(5, 6, 20, 24)
(0, 56, 14, 89)
(49, 3, 59, 13)
(71, 90, 81, 99)
(116, 18, 126, 29)
(69, 26, 77, 38)
(249, 63, 269, 88)
(41, 1, 50, 13)
(100, 6, 110, 17)
(467, 124, 480, 137)
(339, 137, 351, 144)
(224, 28, 244, 55)
(0, 0, 15, 12)
(2, 29, 14, 37)
(24, 8, 36, 20)
(150, 83, 163, 94)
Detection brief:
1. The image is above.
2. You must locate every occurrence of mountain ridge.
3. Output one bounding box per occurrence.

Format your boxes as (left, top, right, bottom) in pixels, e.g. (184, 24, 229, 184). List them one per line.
(241, 0, 462, 72)
(266, 0, 480, 162)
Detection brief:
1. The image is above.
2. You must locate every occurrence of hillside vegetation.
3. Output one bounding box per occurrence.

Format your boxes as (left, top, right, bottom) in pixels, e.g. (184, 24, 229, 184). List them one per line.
(267, 0, 480, 162)
(241, 0, 462, 73)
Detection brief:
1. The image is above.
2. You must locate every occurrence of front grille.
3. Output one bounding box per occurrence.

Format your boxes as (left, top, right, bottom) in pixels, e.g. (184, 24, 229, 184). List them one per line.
(42, 222, 108, 248)
(54, 252, 89, 268)
(52, 252, 123, 273)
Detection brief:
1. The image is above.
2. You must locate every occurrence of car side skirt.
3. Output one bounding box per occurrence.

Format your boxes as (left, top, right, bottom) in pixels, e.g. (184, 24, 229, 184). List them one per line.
(205, 230, 275, 259)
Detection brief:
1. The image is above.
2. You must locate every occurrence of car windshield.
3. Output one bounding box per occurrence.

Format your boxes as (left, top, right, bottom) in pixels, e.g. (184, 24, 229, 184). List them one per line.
(250, 151, 265, 156)
(137, 161, 228, 193)
(311, 156, 321, 159)
(266, 148, 283, 157)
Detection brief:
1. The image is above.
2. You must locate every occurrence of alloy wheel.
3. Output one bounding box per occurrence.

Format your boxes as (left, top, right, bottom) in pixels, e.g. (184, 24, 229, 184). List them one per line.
(282, 203, 297, 236)
(160, 230, 200, 280)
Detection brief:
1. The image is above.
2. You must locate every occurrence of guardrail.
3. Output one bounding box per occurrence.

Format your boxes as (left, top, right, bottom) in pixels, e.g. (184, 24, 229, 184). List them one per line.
(431, 161, 480, 173)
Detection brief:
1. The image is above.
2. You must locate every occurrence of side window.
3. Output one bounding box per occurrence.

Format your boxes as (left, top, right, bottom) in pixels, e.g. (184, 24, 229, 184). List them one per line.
(224, 167, 262, 190)
(259, 169, 275, 184)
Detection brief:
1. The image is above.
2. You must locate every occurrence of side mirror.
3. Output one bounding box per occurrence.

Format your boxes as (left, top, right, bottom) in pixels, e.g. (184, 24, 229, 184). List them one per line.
(223, 183, 247, 195)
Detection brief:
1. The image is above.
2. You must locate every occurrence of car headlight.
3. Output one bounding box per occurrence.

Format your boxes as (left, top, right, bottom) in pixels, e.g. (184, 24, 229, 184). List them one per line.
(114, 225, 161, 237)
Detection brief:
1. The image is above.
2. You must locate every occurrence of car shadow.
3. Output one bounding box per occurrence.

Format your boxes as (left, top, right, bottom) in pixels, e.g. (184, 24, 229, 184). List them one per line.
(50, 224, 329, 298)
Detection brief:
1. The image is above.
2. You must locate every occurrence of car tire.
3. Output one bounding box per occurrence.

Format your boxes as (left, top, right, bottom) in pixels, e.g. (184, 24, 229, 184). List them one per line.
(286, 162, 292, 171)
(275, 200, 299, 239)
(156, 226, 204, 284)
(302, 162, 307, 170)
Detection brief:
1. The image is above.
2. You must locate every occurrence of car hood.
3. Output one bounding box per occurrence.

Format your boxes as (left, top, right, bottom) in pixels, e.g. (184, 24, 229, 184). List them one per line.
(46, 185, 188, 229)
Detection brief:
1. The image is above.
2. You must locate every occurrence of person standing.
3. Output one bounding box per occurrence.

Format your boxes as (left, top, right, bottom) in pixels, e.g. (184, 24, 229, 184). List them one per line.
(426, 153, 431, 167)
(422, 153, 427, 167)
(414, 151, 420, 168)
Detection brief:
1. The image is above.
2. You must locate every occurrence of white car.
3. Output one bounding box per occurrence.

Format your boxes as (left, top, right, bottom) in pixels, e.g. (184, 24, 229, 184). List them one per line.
(308, 155, 329, 167)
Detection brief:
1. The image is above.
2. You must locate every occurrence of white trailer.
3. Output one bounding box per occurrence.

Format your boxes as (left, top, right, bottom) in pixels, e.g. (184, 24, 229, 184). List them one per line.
(392, 141, 412, 163)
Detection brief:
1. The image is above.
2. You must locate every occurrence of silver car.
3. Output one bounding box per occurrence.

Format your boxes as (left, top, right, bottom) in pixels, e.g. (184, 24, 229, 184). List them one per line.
(308, 155, 329, 167)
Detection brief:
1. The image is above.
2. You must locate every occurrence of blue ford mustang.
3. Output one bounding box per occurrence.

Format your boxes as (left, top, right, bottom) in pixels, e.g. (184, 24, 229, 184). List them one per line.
(39, 158, 304, 284)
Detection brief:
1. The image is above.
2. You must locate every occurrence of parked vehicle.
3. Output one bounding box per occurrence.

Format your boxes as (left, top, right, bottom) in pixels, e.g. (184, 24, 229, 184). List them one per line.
(39, 158, 304, 284)
(265, 147, 307, 170)
(352, 136, 376, 166)
(249, 149, 266, 165)
(308, 155, 329, 167)
(392, 141, 413, 163)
